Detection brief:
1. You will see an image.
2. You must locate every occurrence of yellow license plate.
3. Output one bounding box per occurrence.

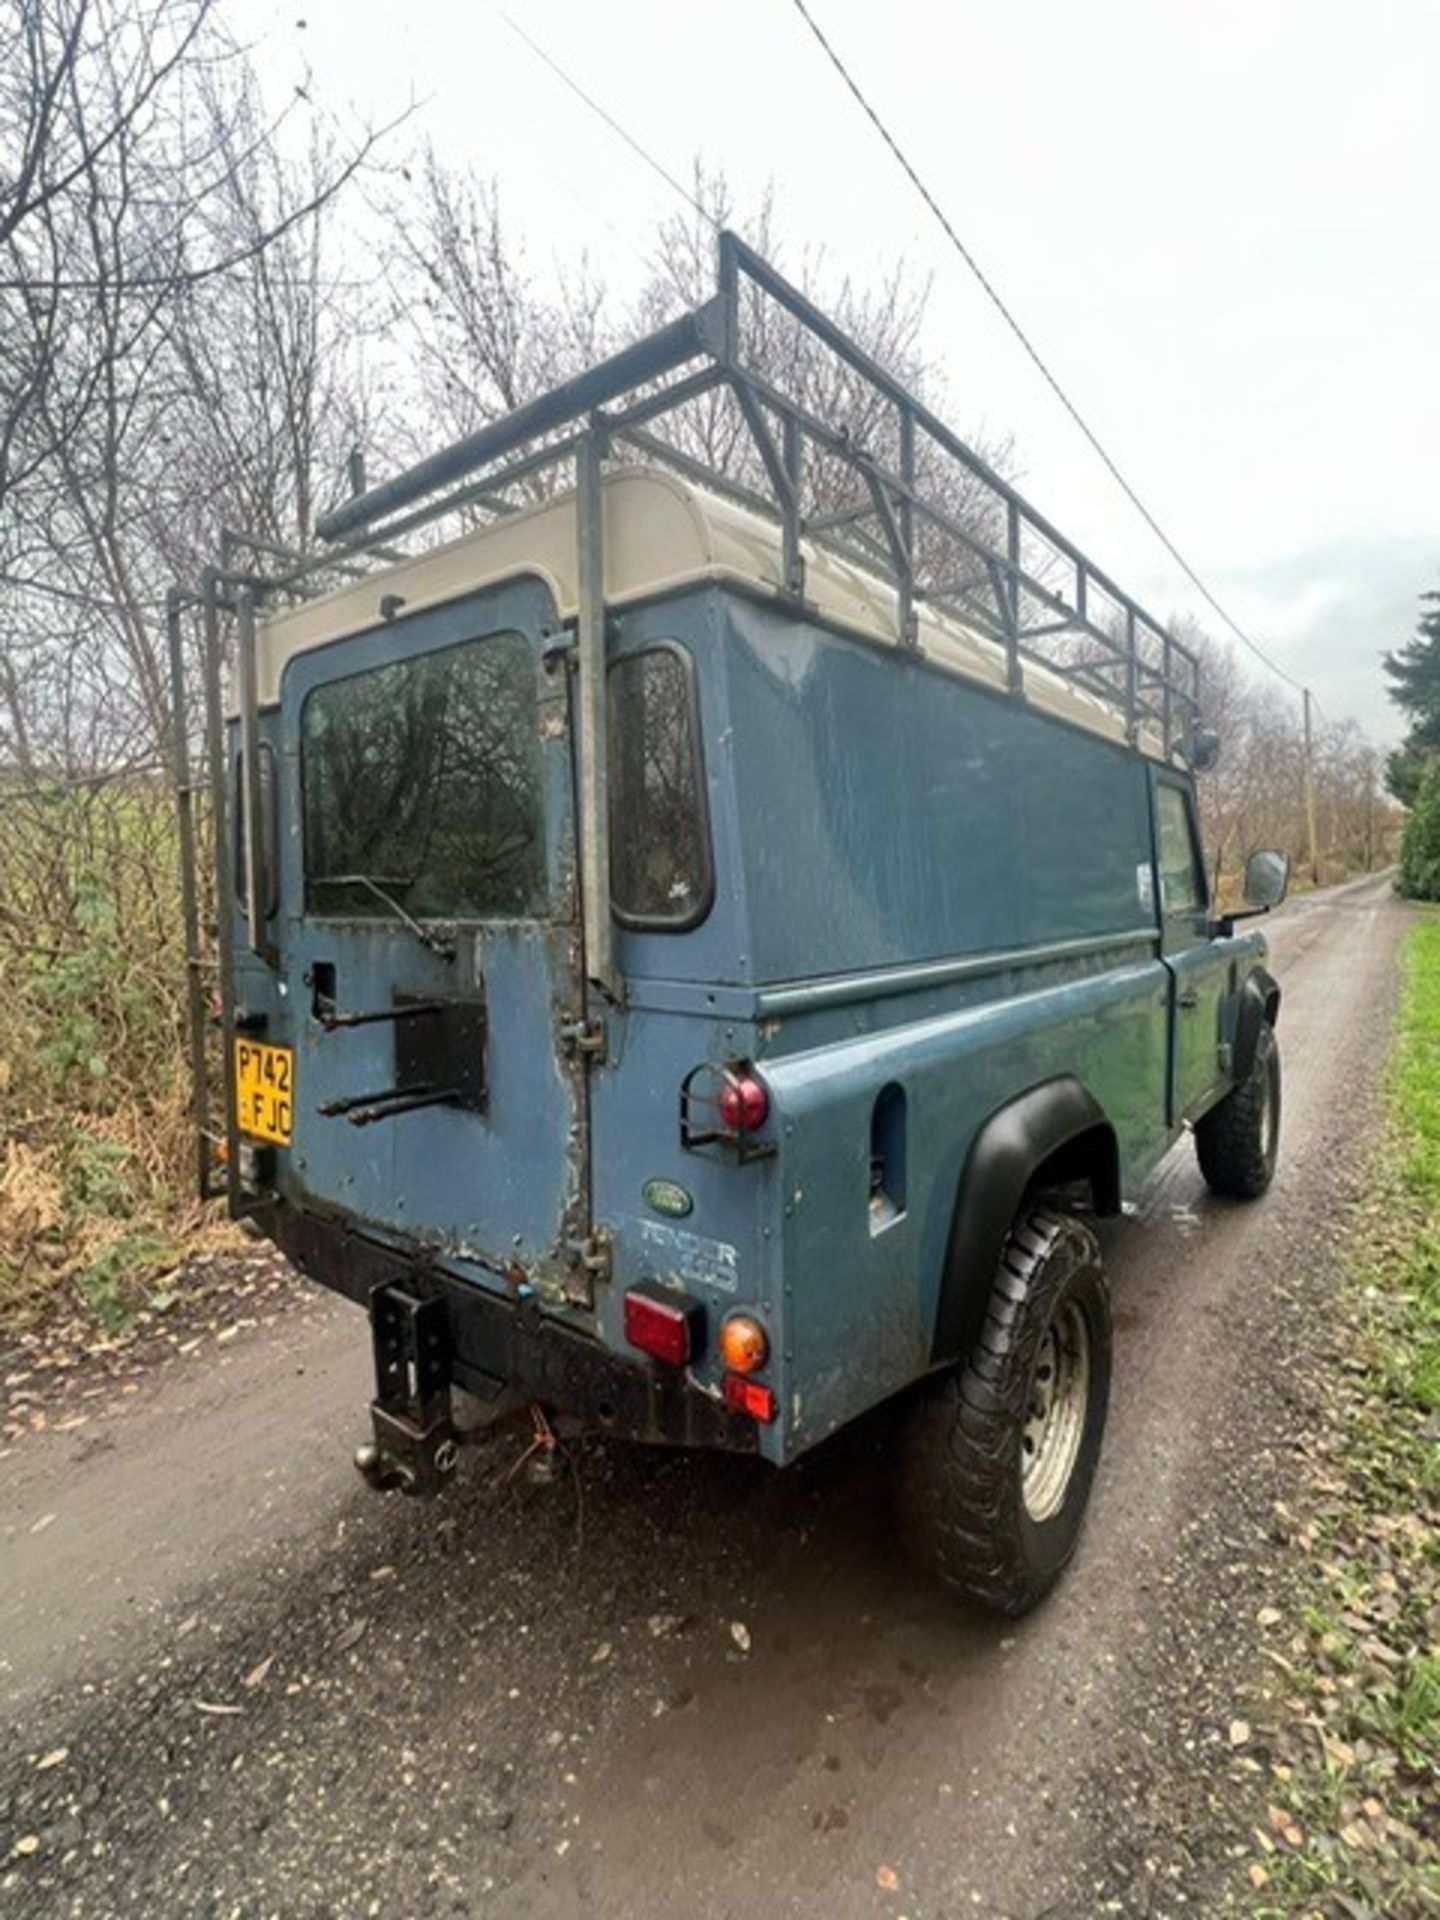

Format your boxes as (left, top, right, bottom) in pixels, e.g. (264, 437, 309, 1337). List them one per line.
(234, 1039, 294, 1146)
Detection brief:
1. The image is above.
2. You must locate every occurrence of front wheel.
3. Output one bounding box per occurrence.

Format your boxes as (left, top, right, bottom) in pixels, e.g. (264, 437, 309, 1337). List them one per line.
(894, 1209, 1112, 1616)
(1195, 1021, 1281, 1199)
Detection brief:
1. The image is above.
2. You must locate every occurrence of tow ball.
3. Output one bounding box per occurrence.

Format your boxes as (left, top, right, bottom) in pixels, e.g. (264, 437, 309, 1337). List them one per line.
(353, 1431, 460, 1496)
(353, 1282, 460, 1498)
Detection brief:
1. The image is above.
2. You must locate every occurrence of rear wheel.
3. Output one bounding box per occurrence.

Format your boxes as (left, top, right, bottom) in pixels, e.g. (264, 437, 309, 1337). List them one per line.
(1195, 1021, 1281, 1199)
(895, 1208, 1112, 1616)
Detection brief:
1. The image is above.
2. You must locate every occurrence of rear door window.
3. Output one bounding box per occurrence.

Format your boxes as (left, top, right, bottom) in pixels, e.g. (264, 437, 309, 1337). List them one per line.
(301, 631, 547, 920)
(608, 645, 712, 928)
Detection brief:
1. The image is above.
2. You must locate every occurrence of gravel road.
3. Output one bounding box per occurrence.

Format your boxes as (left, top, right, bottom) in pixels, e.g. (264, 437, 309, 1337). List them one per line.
(0, 872, 1406, 1920)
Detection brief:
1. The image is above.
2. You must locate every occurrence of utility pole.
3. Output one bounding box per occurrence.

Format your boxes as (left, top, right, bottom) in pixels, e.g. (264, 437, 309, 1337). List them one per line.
(1302, 688, 1320, 888)
(1365, 755, 1376, 872)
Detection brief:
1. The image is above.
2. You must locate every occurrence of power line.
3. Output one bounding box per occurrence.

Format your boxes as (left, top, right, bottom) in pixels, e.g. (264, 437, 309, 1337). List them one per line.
(484, 1, 1314, 714)
(489, 6, 715, 231)
(787, 0, 1307, 699)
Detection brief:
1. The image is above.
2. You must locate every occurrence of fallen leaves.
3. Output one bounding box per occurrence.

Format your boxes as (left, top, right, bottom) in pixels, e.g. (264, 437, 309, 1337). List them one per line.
(331, 1617, 368, 1654)
(2, 1242, 296, 1445)
(729, 1620, 751, 1654)
(242, 1652, 275, 1690)
(1265, 1803, 1305, 1850)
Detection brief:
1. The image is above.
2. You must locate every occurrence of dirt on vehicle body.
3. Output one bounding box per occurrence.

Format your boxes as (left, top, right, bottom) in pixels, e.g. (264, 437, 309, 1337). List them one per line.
(170, 233, 1287, 1613)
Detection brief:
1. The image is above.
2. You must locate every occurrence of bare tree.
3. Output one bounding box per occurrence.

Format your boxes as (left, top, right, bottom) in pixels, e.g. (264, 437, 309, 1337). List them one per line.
(0, 0, 389, 789)
(382, 156, 1015, 533)
(1184, 620, 1398, 896)
(0, 0, 393, 1320)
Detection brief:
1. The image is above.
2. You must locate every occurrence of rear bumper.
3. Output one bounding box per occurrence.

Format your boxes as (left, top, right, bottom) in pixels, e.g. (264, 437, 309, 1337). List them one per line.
(257, 1199, 760, 1456)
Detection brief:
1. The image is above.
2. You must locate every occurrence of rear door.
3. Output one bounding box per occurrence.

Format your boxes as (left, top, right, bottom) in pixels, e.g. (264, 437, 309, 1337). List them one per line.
(1151, 771, 1229, 1125)
(279, 578, 592, 1306)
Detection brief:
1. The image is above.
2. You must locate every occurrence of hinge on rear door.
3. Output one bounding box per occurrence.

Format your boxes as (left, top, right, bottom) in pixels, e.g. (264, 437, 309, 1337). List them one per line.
(559, 1014, 607, 1061)
(568, 1230, 611, 1279)
(540, 628, 577, 673)
(564, 1228, 611, 1305)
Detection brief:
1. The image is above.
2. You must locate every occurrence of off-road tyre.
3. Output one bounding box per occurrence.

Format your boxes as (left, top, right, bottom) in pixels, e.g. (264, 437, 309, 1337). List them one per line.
(1195, 1020, 1281, 1199)
(895, 1208, 1111, 1617)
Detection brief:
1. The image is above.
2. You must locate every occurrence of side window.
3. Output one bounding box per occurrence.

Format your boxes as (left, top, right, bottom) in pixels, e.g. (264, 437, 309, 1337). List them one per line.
(608, 645, 712, 929)
(234, 742, 278, 918)
(1155, 783, 1205, 918)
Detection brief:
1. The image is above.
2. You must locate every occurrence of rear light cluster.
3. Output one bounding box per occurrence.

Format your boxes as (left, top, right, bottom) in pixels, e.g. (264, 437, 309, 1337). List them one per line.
(719, 1312, 767, 1374)
(623, 1289, 777, 1425)
(723, 1373, 776, 1423)
(623, 1284, 704, 1367)
(678, 1061, 774, 1162)
(717, 1070, 768, 1133)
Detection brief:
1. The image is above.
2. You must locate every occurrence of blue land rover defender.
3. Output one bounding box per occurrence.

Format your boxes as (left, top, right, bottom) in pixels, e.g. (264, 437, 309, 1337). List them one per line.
(170, 235, 1286, 1615)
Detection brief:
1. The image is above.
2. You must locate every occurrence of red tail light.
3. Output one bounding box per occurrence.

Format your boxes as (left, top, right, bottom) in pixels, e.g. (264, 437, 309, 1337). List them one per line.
(624, 1285, 704, 1367)
(723, 1372, 777, 1423)
(718, 1068, 769, 1133)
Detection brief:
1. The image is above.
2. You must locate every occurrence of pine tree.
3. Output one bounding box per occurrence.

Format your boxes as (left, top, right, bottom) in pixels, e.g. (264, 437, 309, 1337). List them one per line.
(1386, 742, 1429, 810)
(1384, 591, 1440, 803)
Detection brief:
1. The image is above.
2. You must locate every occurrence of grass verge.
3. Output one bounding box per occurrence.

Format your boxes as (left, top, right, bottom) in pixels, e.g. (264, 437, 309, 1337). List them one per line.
(0, 781, 214, 1340)
(1238, 914, 1440, 1919)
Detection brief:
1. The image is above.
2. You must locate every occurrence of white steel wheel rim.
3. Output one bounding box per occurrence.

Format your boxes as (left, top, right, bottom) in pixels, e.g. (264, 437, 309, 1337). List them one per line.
(1021, 1299, 1091, 1523)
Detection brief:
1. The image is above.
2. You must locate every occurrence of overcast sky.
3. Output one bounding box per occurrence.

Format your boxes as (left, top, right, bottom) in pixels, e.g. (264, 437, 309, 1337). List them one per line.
(236, 0, 1439, 744)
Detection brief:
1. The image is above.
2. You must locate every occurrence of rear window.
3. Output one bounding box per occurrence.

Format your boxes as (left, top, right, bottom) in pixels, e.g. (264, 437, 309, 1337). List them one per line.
(608, 645, 711, 928)
(302, 631, 547, 921)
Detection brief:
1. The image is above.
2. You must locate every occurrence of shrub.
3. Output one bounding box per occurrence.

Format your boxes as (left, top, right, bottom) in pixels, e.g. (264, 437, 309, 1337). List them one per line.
(0, 779, 203, 1331)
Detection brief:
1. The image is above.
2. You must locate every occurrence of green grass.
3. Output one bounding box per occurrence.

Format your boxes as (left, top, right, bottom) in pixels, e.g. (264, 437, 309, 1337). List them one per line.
(1239, 915, 1440, 1919)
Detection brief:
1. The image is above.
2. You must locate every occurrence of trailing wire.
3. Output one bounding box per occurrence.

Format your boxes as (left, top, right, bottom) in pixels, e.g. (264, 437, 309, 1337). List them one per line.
(787, 0, 1308, 699)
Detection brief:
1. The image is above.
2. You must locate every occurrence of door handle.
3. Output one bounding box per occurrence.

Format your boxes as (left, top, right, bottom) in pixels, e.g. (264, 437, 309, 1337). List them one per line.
(1177, 988, 1200, 1010)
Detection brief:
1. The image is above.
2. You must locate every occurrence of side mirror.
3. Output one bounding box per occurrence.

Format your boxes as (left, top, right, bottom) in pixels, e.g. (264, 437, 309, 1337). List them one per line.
(1189, 725, 1221, 773)
(1243, 848, 1290, 911)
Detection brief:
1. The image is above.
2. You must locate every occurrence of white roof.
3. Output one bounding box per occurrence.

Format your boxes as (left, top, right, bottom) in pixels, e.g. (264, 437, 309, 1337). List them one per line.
(251, 467, 1169, 759)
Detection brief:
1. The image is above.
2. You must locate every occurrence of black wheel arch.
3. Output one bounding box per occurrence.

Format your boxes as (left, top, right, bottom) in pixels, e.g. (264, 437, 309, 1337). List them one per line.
(1232, 964, 1281, 1085)
(931, 1077, 1121, 1366)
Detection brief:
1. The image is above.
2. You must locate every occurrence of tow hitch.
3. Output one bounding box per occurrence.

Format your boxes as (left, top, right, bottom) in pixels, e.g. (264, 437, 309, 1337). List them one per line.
(353, 1283, 460, 1496)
